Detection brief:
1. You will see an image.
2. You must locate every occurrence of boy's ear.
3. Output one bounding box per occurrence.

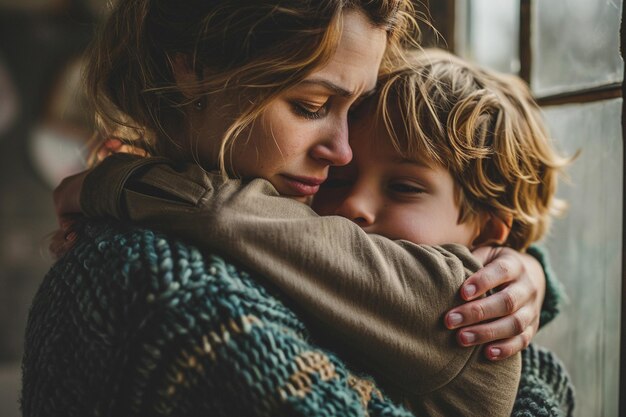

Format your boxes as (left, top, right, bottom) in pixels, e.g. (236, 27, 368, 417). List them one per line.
(472, 213, 512, 248)
(171, 53, 200, 99)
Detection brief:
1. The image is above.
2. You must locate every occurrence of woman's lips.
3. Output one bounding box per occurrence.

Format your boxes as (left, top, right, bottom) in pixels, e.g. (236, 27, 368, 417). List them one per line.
(280, 174, 325, 196)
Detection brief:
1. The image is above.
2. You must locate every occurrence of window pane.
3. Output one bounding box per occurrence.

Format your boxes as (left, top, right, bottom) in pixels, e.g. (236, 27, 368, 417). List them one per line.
(536, 99, 622, 417)
(531, 0, 624, 96)
(455, 0, 520, 74)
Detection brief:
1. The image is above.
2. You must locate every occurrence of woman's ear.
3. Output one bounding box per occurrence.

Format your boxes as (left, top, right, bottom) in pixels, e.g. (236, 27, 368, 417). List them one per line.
(472, 212, 512, 248)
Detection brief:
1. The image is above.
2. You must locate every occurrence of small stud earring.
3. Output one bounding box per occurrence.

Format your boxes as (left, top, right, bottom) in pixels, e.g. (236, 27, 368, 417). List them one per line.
(194, 98, 205, 111)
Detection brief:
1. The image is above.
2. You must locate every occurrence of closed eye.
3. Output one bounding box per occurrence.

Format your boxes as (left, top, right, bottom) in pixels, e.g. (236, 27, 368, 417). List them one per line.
(389, 182, 425, 194)
(292, 100, 329, 120)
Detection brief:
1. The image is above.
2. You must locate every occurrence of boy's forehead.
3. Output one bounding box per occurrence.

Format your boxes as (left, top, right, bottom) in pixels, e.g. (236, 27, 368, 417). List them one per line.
(351, 117, 435, 163)
(351, 125, 438, 170)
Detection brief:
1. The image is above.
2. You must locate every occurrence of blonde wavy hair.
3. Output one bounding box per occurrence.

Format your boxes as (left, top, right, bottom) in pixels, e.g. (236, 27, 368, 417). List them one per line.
(373, 48, 571, 250)
(85, 0, 419, 174)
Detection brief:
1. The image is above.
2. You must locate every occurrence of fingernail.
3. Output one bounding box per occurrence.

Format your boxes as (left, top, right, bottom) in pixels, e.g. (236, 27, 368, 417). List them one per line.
(489, 347, 502, 359)
(460, 332, 476, 345)
(463, 284, 477, 298)
(447, 313, 463, 327)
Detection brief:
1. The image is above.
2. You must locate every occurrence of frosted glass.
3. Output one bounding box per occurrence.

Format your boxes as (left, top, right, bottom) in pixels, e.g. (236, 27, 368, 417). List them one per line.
(531, 0, 624, 96)
(457, 0, 520, 74)
(536, 99, 622, 417)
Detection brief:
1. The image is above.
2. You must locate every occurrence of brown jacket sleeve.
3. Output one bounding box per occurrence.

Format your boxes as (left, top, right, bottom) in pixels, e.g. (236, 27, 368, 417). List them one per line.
(406, 350, 521, 417)
(81, 154, 515, 406)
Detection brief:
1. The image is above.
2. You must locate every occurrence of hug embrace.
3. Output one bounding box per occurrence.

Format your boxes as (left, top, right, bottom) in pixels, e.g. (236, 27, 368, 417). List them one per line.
(22, 1, 574, 416)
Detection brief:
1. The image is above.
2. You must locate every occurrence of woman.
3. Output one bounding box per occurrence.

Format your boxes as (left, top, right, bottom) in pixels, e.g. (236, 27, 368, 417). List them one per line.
(24, 0, 564, 416)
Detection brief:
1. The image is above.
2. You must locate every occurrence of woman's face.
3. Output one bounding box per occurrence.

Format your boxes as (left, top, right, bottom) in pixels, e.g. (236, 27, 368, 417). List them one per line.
(197, 10, 387, 202)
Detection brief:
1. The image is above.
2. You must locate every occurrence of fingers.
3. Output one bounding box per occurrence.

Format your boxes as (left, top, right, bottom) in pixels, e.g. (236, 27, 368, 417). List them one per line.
(445, 284, 530, 329)
(59, 214, 79, 230)
(470, 246, 500, 265)
(482, 326, 536, 361)
(452, 309, 537, 361)
(49, 227, 79, 259)
(97, 139, 124, 161)
(53, 171, 89, 221)
(453, 305, 535, 344)
(446, 246, 546, 359)
(97, 139, 147, 161)
(462, 249, 524, 301)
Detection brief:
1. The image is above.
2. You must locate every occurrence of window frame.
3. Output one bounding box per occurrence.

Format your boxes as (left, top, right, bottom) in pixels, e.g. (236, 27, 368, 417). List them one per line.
(419, 0, 625, 413)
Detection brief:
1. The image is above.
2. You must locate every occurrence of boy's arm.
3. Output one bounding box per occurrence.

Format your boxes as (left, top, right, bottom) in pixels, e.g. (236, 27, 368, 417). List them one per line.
(410, 351, 521, 417)
(81, 154, 482, 395)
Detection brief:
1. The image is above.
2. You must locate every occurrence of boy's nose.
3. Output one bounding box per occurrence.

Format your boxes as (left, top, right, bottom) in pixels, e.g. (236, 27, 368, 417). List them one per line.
(334, 193, 375, 227)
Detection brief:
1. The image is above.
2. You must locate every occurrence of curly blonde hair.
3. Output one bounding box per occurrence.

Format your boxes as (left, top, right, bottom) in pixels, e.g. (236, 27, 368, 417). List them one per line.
(85, 0, 419, 174)
(373, 48, 571, 250)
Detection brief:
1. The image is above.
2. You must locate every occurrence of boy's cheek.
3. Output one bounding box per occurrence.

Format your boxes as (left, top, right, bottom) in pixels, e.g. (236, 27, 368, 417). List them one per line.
(375, 210, 449, 245)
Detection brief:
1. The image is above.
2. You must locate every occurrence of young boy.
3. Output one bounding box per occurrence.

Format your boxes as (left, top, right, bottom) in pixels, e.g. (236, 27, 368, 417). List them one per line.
(309, 47, 569, 414)
(54, 49, 568, 416)
(315, 47, 565, 254)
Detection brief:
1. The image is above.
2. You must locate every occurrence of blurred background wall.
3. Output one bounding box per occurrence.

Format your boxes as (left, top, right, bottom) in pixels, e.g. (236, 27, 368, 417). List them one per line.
(0, 1, 104, 416)
(0, 1, 624, 417)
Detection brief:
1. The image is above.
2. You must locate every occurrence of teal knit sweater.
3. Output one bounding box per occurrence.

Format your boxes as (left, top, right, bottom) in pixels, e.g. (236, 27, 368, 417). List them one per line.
(21, 221, 574, 416)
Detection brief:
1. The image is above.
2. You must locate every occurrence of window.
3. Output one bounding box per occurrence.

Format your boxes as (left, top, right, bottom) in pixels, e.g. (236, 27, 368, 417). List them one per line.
(421, 1, 624, 415)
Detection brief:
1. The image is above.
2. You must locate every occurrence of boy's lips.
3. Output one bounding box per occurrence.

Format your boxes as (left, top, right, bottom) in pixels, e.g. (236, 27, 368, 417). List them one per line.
(280, 174, 325, 196)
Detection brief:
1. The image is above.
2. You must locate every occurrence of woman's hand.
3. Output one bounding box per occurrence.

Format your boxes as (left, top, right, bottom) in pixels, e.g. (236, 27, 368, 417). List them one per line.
(444, 246, 546, 361)
(52, 137, 131, 220)
(53, 170, 88, 220)
(50, 138, 145, 258)
(50, 170, 89, 258)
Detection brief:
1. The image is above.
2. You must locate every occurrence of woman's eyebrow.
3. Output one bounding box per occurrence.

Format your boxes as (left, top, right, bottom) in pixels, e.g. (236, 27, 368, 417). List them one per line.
(299, 78, 376, 98)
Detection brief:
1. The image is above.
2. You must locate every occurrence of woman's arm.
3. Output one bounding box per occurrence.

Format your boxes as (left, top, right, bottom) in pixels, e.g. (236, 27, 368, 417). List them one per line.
(65, 153, 482, 395)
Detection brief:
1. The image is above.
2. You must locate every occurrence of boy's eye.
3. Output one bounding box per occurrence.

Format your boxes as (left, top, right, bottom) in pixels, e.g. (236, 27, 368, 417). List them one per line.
(292, 100, 329, 120)
(389, 182, 425, 194)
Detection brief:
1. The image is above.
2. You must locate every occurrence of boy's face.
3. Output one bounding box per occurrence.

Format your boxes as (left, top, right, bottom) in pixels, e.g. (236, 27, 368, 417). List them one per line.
(313, 117, 481, 247)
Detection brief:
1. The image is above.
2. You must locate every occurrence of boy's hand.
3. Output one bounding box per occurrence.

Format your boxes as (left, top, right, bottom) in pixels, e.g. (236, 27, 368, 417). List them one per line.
(444, 246, 545, 361)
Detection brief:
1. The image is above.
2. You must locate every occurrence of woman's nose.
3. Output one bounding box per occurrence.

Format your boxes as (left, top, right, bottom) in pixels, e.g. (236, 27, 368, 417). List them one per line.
(310, 118, 352, 166)
(334, 192, 375, 227)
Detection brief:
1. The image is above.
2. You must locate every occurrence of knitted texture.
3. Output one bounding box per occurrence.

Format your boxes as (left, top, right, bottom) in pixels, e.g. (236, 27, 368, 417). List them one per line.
(512, 345, 575, 417)
(526, 245, 563, 328)
(22, 221, 574, 417)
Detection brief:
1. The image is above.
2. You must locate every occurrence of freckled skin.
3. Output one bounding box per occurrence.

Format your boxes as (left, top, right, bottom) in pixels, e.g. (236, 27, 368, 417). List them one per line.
(194, 11, 388, 202)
